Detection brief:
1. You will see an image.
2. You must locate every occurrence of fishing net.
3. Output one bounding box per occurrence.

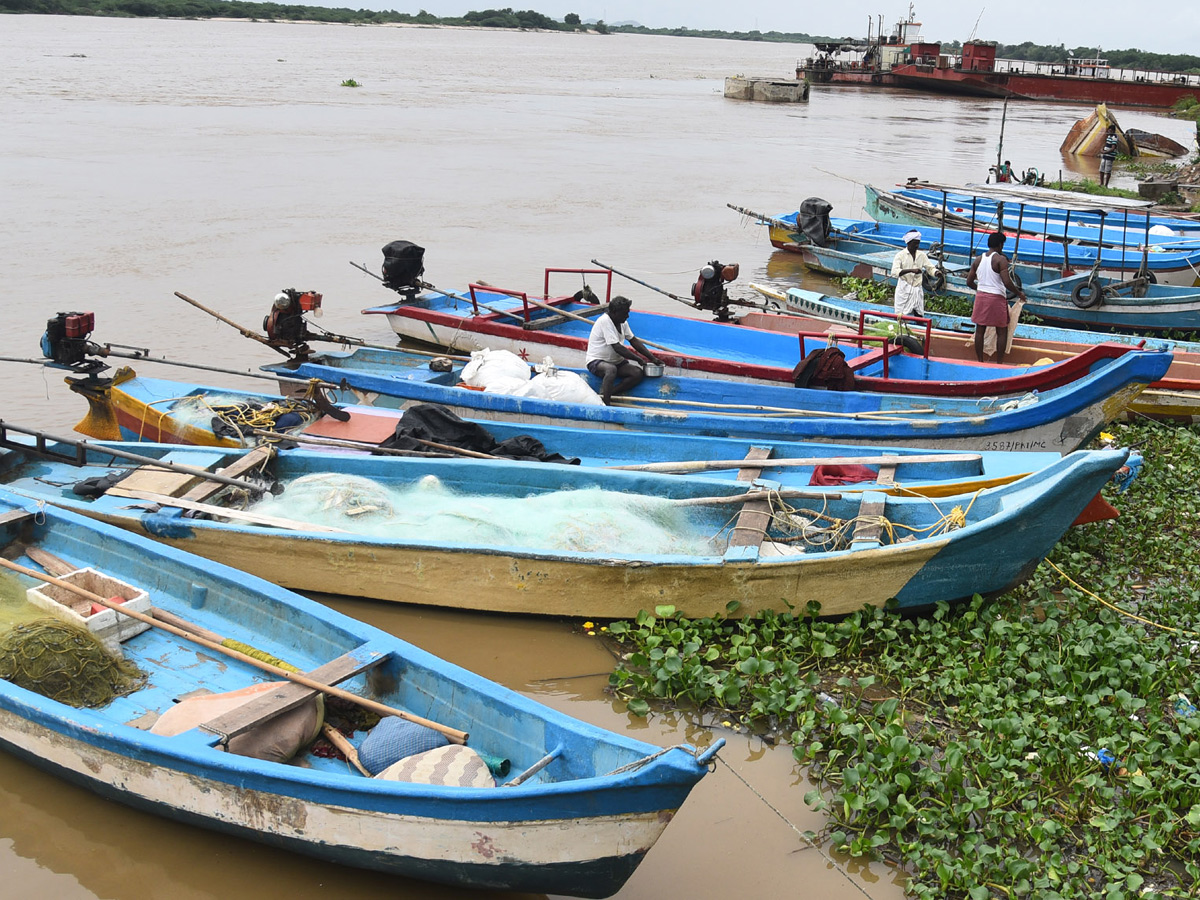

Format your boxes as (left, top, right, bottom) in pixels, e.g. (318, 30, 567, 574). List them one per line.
(167, 393, 318, 441)
(0, 617, 146, 708)
(251, 473, 724, 557)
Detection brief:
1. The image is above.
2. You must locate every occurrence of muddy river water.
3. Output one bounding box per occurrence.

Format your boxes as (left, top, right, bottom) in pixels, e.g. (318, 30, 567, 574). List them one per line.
(0, 15, 1192, 899)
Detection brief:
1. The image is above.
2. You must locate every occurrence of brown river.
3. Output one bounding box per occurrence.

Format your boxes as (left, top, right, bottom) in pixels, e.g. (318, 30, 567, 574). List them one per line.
(0, 15, 1193, 899)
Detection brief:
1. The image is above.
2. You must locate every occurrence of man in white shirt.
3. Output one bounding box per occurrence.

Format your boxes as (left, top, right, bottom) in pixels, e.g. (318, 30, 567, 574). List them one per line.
(585, 296, 664, 405)
(890, 229, 937, 317)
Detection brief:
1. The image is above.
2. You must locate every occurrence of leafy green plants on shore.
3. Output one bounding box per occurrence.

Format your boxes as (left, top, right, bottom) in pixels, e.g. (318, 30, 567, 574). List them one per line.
(607, 419, 1200, 898)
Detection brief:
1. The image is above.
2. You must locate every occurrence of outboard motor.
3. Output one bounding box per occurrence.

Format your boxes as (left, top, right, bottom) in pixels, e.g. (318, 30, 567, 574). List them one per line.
(797, 197, 834, 247)
(264, 289, 320, 353)
(381, 240, 426, 298)
(692, 261, 740, 321)
(41, 311, 104, 372)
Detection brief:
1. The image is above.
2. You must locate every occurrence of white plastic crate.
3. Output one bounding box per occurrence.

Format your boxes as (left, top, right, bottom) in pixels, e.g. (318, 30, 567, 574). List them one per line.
(26, 568, 152, 651)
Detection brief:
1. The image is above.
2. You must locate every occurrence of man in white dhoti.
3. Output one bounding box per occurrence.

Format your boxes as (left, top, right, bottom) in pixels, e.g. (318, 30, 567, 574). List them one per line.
(890, 229, 936, 317)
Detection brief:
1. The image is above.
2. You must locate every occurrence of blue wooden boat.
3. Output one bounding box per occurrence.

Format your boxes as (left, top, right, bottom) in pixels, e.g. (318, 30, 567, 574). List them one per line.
(0, 431, 1130, 618)
(763, 287, 1200, 421)
(865, 183, 1200, 251)
(65, 371, 1063, 497)
(765, 206, 1200, 289)
(869, 183, 1200, 243)
(359, 276, 1139, 397)
(260, 345, 1170, 455)
(774, 221, 1200, 332)
(0, 488, 717, 896)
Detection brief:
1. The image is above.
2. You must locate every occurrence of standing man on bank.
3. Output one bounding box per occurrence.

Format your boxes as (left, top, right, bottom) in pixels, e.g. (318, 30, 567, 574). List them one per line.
(585, 295, 664, 405)
(1099, 124, 1119, 187)
(965, 232, 1026, 364)
(890, 229, 937, 317)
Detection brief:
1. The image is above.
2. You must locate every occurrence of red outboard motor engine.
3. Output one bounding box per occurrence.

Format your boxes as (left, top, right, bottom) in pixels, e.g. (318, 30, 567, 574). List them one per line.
(381, 240, 426, 299)
(692, 261, 740, 321)
(41, 311, 101, 370)
(264, 289, 320, 351)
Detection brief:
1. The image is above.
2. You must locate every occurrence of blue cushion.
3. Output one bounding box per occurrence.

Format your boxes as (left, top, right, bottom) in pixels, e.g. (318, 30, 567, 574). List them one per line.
(358, 716, 449, 776)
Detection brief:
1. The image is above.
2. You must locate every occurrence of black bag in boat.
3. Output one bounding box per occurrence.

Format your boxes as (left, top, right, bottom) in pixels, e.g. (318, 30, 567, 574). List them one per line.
(797, 197, 833, 247)
(380, 240, 426, 293)
(378, 404, 579, 464)
(791, 347, 857, 391)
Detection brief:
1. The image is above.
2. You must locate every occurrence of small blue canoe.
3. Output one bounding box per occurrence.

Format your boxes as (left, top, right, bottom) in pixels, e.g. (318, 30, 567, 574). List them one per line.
(262, 345, 1170, 455)
(0, 488, 716, 896)
(64, 370, 1067, 495)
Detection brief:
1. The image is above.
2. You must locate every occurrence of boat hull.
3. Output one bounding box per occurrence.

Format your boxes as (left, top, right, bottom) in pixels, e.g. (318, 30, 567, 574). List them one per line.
(0, 706, 656, 897)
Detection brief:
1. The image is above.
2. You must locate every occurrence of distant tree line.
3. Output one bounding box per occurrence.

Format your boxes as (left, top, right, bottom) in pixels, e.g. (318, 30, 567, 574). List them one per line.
(3, 0, 1196, 74)
(0, 0, 596, 28)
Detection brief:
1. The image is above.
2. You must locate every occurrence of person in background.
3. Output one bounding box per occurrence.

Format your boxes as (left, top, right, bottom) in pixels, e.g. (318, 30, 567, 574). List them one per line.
(965, 232, 1026, 364)
(993, 160, 1015, 183)
(585, 295, 664, 405)
(890, 229, 936, 317)
(1099, 124, 1119, 187)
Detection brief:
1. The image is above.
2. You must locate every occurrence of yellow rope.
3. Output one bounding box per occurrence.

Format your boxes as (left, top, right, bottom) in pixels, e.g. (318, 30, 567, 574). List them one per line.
(1046, 559, 1200, 637)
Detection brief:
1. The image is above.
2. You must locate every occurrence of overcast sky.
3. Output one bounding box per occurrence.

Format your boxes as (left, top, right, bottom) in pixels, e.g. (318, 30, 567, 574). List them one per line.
(359, 2, 1200, 56)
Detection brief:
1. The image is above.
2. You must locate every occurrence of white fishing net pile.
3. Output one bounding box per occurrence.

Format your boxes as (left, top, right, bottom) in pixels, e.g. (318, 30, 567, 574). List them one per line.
(251, 473, 723, 557)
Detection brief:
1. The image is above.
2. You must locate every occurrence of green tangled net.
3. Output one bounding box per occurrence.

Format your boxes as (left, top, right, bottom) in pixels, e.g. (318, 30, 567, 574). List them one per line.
(0, 618, 146, 708)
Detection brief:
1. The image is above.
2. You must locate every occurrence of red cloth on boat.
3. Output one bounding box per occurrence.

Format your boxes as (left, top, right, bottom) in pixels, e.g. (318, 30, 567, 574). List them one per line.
(809, 464, 879, 486)
(971, 290, 1009, 327)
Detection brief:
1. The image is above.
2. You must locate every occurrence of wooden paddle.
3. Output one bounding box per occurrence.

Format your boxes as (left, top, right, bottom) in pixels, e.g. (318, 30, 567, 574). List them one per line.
(671, 488, 842, 507)
(609, 453, 981, 474)
(608, 395, 936, 421)
(0, 557, 468, 744)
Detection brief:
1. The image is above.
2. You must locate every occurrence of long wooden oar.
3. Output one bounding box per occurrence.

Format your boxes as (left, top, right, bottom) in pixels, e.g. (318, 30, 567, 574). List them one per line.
(174, 292, 292, 358)
(671, 488, 841, 507)
(610, 453, 981, 474)
(609, 395, 935, 421)
(0, 421, 271, 494)
(0, 557, 468, 744)
(517, 292, 682, 356)
(251, 427, 501, 461)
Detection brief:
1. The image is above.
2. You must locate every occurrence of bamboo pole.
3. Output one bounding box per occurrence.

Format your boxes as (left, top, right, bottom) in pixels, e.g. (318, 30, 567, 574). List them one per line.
(608, 395, 936, 421)
(0, 557, 468, 744)
(609, 453, 980, 474)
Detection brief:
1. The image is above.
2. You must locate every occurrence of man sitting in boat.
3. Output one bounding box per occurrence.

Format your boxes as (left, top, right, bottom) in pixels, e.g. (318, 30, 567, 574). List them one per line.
(585, 296, 664, 405)
(890, 230, 937, 317)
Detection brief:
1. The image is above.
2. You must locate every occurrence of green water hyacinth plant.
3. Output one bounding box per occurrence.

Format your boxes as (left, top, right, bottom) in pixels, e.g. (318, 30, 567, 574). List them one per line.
(608, 419, 1200, 898)
(340, 78, 360, 87)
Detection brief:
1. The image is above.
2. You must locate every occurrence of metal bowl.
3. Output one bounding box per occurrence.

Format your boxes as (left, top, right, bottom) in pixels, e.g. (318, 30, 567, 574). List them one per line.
(643, 362, 665, 378)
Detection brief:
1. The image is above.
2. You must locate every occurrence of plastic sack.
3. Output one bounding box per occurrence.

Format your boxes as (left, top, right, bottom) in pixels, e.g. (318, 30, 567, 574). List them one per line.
(982, 299, 1024, 358)
(514, 370, 604, 405)
(151, 681, 324, 763)
(460, 349, 531, 388)
(374, 744, 496, 787)
(359, 715, 449, 776)
(481, 376, 535, 395)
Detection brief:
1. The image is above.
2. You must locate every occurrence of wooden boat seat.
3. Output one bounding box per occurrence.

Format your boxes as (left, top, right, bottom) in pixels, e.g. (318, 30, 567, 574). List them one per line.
(850, 491, 888, 547)
(105, 445, 275, 504)
(199, 646, 390, 745)
(728, 447, 774, 550)
(0, 509, 34, 528)
(522, 302, 609, 331)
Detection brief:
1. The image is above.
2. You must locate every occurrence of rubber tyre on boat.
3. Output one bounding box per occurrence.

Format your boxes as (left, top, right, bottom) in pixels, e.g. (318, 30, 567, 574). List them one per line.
(1072, 279, 1103, 308)
(1130, 272, 1157, 298)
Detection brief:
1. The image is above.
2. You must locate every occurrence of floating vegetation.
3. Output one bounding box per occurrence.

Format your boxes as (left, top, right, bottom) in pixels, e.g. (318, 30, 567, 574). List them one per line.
(340, 78, 361, 88)
(608, 418, 1200, 897)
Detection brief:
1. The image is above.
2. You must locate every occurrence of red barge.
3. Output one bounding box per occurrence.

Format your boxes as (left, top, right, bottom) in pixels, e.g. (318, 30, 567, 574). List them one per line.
(798, 9, 1200, 109)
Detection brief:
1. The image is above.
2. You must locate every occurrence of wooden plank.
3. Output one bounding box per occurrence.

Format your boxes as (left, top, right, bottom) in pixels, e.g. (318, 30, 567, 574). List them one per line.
(105, 487, 348, 533)
(610, 453, 983, 474)
(729, 447, 774, 548)
(199, 648, 389, 743)
(0, 510, 33, 528)
(181, 445, 275, 503)
(852, 491, 888, 545)
(24, 546, 76, 576)
(876, 464, 897, 486)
